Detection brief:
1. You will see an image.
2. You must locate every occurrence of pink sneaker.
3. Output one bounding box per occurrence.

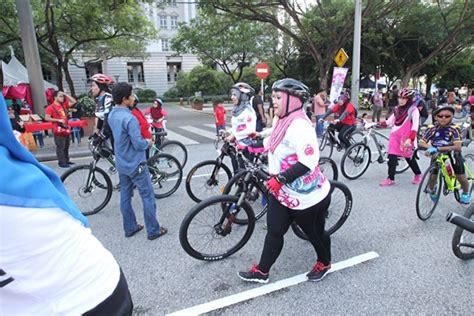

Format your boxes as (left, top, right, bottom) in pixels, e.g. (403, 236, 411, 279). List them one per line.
(412, 174, 422, 185)
(379, 178, 395, 187)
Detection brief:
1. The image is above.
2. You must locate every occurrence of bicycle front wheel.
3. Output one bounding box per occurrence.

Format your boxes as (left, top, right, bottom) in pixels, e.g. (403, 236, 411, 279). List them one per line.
(341, 143, 371, 180)
(61, 164, 112, 215)
(185, 160, 232, 203)
(159, 140, 188, 169)
(451, 206, 474, 260)
(415, 165, 442, 221)
(147, 153, 183, 199)
(292, 180, 353, 239)
(179, 195, 256, 261)
(319, 156, 338, 181)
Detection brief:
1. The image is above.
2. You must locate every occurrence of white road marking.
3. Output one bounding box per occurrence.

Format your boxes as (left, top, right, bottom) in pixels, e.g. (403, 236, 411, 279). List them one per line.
(165, 129, 199, 145)
(181, 125, 218, 140)
(168, 251, 379, 316)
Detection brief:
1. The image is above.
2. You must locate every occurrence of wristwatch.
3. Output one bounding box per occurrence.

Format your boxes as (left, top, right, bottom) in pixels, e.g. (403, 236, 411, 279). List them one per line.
(276, 174, 287, 184)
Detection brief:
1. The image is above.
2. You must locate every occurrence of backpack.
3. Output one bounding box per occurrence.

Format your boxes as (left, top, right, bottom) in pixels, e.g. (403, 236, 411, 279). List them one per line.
(413, 90, 428, 118)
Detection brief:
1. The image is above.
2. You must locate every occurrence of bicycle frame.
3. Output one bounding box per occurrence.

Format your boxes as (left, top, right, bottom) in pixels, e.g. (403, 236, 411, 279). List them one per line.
(362, 127, 388, 163)
(435, 153, 473, 193)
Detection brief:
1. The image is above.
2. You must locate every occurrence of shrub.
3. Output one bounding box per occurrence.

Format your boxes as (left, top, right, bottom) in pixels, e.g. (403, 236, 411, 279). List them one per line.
(77, 94, 96, 117)
(136, 88, 157, 102)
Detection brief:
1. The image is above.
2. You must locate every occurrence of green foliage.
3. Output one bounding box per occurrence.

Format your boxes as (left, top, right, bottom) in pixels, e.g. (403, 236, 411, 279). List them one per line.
(77, 94, 96, 117)
(136, 89, 157, 102)
(435, 50, 474, 89)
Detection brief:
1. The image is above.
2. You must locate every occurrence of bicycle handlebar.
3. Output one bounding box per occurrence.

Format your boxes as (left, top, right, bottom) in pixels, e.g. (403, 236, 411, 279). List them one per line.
(447, 211, 474, 233)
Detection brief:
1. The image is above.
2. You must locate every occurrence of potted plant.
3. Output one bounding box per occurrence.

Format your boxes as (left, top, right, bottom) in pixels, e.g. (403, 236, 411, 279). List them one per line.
(191, 96, 204, 110)
(77, 94, 97, 136)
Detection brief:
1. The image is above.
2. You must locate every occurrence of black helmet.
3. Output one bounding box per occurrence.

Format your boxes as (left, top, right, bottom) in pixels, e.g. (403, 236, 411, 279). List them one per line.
(433, 104, 455, 116)
(271, 78, 310, 102)
(231, 82, 254, 103)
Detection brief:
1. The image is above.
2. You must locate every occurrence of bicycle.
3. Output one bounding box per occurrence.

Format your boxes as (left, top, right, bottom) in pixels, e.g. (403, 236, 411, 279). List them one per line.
(222, 156, 339, 225)
(447, 206, 474, 260)
(318, 122, 364, 158)
(61, 134, 183, 215)
(415, 152, 474, 221)
(179, 168, 352, 261)
(340, 122, 410, 180)
(149, 120, 188, 168)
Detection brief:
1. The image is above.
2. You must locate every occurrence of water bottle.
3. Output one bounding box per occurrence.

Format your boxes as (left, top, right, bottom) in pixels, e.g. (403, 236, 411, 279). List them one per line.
(445, 159, 454, 177)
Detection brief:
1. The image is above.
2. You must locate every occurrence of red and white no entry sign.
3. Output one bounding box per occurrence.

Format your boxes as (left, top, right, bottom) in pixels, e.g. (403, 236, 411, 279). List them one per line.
(255, 63, 270, 80)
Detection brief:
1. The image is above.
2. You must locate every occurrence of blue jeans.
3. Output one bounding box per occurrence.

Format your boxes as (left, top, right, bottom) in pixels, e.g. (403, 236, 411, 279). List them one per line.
(69, 118, 81, 144)
(118, 165, 160, 237)
(216, 124, 226, 135)
(315, 114, 325, 137)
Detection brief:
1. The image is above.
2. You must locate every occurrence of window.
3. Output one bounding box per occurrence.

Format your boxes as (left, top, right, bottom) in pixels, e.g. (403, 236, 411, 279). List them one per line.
(167, 62, 181, 82)
(161, 0, 177, 6)
(170, 16, 178, 29)
(127, 62, 145, 84)
(160, 15, 167, 29)
(161, 39, 170, 52)
(42, 68, 53, 82)
(85, 62, 103, 80)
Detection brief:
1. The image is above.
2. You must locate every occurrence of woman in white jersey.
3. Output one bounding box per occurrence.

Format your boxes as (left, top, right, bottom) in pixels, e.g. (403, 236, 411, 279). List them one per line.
(238, 78, 332, 283)
(0, 94, 132, 315)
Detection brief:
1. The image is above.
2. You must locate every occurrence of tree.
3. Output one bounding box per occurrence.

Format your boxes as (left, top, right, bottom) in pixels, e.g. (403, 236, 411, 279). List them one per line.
(0, 0, 157, 96)
(435, 49, 474, 90)
(171, 10, 275, 83)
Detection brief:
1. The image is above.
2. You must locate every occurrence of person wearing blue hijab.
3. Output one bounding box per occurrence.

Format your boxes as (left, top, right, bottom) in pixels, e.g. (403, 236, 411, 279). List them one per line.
(0, 94, 133, 315)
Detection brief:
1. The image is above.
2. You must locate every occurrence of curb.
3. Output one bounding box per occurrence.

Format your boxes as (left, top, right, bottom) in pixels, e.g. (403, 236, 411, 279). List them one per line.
(35, 149, 92, 163)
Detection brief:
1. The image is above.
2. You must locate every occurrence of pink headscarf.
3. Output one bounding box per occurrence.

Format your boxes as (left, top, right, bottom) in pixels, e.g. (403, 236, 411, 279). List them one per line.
(266, 92, 311, 153)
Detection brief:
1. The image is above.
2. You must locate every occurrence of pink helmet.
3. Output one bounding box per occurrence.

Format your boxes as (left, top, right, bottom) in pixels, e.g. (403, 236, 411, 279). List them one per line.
(90, 73, 114, 85)
(398, 87, 415, 99)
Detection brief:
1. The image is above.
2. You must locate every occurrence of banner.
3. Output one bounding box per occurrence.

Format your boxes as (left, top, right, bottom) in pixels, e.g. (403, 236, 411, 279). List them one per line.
(329, 67, 348, 106)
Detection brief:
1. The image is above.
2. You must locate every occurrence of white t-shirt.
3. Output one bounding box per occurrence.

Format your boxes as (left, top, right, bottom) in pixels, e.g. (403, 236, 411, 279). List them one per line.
(0, 206, 120, 315)
(231, 106, 256, 145)
(266, 118, 330, 210)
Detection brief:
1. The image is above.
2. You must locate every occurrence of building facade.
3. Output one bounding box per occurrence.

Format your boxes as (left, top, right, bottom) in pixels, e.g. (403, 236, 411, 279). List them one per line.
(67, 0, 201, 96)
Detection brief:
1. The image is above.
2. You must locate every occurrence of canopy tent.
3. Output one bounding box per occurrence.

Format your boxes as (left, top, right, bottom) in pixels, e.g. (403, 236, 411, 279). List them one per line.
(2, 54, 58, 112)
(359, 77, 386, 89)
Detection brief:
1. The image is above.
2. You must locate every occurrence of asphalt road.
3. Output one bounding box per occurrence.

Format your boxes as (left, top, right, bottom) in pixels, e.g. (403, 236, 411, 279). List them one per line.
(43, 105, 473, 315)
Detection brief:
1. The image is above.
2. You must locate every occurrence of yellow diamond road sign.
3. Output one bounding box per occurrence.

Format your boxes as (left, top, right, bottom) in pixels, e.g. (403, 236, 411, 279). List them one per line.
(334, 48, 349, 67)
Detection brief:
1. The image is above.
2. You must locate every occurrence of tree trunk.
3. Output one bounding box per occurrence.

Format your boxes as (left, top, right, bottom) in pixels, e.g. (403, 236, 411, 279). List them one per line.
(401, 71, 412, 87)
(62, 60, 76, 97)
(318, 65, 329, 91)
(425, 76, 433, 97)
(55, 61, 64, 91)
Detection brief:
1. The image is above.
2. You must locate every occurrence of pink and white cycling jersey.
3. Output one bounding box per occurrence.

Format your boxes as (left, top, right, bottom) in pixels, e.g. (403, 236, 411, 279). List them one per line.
(265, 118, 330, 210)
(231, 106, 256, 145)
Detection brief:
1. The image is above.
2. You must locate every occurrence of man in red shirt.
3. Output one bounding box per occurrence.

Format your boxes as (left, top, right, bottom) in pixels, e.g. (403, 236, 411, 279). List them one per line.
(213, 100, 226, 136)
(45, 91, 76, 168)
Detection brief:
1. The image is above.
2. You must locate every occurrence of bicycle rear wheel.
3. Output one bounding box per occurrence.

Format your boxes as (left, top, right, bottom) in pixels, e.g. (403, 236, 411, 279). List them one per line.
(61, 164, 112, 215)
(319, 156, 338, 181)
(415, 165, 442, 221)
(451, 206, 474, 260)
(292, 180, 353, 239)
(185, 160, 232, 203)
(223, 170, 268, 224)
(319, 132, 333, 158)
(454, 154, 474, 202)
(147, 153, 182, 199)
(179, 195, 256, 261)
(341, 143, 371, 180)
(159, 140, 188, 169)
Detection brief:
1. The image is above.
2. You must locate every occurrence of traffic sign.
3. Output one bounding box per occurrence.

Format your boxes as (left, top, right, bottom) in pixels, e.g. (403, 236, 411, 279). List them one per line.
(334, 48, 349, 67)
(255, 63, 270, 80)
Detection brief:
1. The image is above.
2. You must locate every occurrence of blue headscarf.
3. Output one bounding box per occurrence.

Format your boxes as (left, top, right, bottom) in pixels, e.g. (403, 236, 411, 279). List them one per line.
(0, 95, 88, 227)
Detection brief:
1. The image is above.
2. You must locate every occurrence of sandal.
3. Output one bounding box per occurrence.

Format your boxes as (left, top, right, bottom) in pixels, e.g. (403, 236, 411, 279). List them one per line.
(148, 226, 168, 240)
(125, 224, 144, 238)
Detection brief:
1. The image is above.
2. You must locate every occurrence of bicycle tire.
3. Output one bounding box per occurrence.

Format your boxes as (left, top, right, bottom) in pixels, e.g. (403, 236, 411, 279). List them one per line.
(291, 180, 353, 239)
(185, 160, 233, 203)
(319, 156, 338, 181)
(341, 143, 371, 180)
(159, 140, 188, 169)
(61, 164, 113, 216)
(451, 205, 474, 260)
(454, 154, 474, 203)
(415, 165, 442, 221)
(222, 170, 268, 225)
(147, 153, 183, 199)
(319, 132, 333, 158)
(350, 130, 365, 145)
(179, 195, 256, 261)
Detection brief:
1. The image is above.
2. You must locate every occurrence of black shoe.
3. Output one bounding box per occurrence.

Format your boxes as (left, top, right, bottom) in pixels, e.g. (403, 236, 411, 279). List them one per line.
(58, 163, 70, 168)
(306, 261, 331, 282)
(238, 264, 269, 283)
(67, 161, 75, 166)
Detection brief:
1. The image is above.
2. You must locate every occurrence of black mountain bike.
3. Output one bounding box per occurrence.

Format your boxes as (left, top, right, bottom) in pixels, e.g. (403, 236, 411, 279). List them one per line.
(179, 167, 352, 261)
(319, 122, 364, 158)
(447, 206, 474, 260)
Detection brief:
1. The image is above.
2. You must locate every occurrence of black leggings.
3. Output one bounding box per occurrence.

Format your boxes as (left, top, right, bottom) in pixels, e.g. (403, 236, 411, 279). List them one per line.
(328, 123, 355, 149)
(83, 269, 133, 316)
(387, 154, 421, 180)
(258, 193, 331, 273)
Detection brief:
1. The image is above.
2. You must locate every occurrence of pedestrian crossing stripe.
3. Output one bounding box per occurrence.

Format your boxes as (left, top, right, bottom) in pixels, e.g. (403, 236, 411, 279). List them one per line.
(181, 125, 218, 140)
(165, 129, 199, 145)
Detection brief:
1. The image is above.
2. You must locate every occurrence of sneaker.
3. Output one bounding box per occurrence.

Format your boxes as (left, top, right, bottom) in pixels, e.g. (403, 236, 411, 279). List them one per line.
(238, 264, 269, 284)
(430, 192, 439, 203)
(379, 178, 395, 187)
(58, 163, 70, 168)
(459, 193, 471, 205)
(307, 261, 331, 282)
(412, 174, 422, 185)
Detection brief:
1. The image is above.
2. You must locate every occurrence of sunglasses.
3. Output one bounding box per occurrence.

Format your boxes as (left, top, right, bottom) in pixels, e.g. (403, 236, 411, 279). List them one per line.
(436, 115, 452, 119)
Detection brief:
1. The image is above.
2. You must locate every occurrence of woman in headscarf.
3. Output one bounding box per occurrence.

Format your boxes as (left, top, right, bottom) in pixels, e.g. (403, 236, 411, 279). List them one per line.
(238, 78, 332, 283)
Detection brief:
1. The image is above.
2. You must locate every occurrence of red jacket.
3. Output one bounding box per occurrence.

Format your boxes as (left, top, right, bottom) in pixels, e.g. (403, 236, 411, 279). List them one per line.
(131, 107, 152, 140)
(331, 102, 357, 126)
